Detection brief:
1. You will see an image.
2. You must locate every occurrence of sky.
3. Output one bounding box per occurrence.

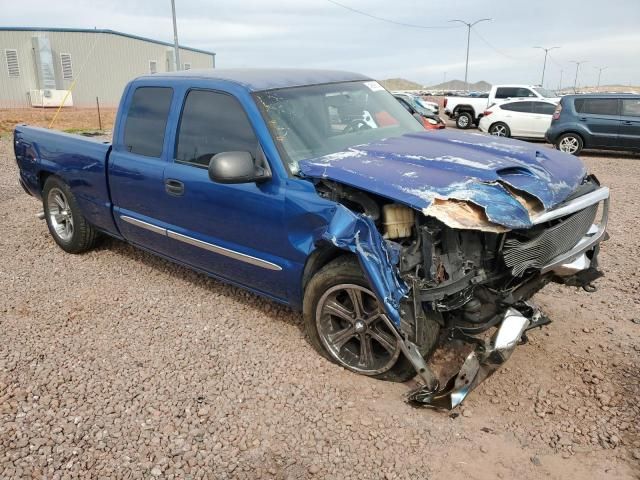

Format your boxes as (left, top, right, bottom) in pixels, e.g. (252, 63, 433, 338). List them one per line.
(4, 0, 640, 88)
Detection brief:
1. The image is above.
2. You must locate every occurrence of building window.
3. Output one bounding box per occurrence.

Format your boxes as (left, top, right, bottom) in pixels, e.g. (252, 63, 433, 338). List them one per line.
(149, 60, 157, 74)
(60, 53, 73, 80)
(5, 49, 19, 77)
(183, 63, 191, 70)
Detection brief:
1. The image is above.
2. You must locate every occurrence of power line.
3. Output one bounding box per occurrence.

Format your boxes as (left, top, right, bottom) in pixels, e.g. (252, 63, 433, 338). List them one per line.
(470, 28, 523, 61)
(326, 0, 461, 29)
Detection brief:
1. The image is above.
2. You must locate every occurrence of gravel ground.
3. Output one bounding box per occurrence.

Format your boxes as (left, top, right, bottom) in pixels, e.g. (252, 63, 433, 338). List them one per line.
(1, 134, 638, 480)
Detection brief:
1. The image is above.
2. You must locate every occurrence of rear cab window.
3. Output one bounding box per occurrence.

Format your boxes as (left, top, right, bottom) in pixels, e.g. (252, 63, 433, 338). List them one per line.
(495, 87, 536, 99)
(123, 87, 173, 157)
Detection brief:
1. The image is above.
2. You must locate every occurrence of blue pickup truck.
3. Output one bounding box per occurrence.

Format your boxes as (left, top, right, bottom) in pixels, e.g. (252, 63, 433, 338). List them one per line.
(14, 69, 610, 408)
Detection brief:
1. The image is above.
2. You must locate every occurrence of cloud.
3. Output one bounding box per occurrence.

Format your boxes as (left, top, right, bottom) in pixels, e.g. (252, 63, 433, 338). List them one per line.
(3, 0, 639, 86)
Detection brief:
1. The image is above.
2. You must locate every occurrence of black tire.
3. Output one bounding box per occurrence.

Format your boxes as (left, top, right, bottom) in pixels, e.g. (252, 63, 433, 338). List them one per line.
(555, 133, 584, 155)
(456, 111, 473, 129)
(42, 176, 99, 254)
(489, 122, 511, 137)
(303, 256, 432, 382)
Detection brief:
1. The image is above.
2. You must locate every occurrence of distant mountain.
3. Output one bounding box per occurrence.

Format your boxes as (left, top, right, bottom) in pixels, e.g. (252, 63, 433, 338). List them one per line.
(428, 80, 492, 91)
(378, 78, 423, 91)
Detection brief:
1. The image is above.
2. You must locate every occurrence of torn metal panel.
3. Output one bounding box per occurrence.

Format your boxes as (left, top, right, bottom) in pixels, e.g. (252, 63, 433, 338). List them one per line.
(298, 129, 587, 230)
(408, 307, 530, 409)
(422, 198, 509, 233)
(322, 205, 409, 326)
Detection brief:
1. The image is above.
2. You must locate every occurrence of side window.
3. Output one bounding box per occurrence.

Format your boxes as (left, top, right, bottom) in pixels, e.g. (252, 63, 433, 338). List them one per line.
(533, 102, 556, 115)
(516, 88, 536, 98)
(622, 99, 640, 117)
(501, 102, 532, 113)
(176, 90, 258, 167)
(123, 87, 173, 157)
(576, 98, 619, 116)
(495, 87, 514, 99)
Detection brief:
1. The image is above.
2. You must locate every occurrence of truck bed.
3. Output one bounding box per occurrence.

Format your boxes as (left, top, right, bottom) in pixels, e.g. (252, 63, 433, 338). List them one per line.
(14, 125, 118, 235)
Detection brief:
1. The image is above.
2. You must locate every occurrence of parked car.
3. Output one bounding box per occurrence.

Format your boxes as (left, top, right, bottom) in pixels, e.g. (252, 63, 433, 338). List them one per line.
(478, 99, 556, 138)
(14, 69, 609, 409)
(393, 94, 445, 129)
(546, 94, 640, 155)
(393, 91, 439, 115)
(445, 85, 559, 129)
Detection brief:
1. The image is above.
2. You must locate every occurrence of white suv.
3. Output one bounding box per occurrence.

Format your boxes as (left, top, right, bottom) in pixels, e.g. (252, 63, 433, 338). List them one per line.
(478, 99, 557, 138)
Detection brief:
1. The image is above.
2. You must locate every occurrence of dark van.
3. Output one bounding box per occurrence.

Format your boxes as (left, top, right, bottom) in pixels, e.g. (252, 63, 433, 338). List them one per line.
(546, 94, 640, 155)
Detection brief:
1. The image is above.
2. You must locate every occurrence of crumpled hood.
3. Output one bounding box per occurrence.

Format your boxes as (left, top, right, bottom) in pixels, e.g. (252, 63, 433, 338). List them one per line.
(298, 129, 587, 231)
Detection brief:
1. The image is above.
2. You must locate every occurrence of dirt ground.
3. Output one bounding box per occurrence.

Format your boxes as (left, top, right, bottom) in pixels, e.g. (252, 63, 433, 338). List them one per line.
(0, 108, 116, 135)
(0, 131, 638, 479)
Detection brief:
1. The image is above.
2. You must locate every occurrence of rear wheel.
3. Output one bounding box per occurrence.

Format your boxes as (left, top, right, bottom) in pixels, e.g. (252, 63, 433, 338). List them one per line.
(556, 133, 583, 155)
(43, 177, 98, 253)
(303, 257, 420, 382)
(456, 111, 473, 129)
(489, 122, 510, 137)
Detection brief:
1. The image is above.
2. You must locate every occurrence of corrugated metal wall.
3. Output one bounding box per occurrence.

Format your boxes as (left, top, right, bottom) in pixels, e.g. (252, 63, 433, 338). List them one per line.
(0, 30, 214, 108)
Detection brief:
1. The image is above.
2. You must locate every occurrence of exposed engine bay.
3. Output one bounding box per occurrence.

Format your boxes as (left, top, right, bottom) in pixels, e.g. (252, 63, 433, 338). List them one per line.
(315, 175, 609, 408)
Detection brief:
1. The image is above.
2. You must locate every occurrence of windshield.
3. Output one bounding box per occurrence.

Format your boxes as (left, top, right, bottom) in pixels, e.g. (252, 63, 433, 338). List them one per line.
(533, 87, 557, 98)
(255, 81, 424, 173)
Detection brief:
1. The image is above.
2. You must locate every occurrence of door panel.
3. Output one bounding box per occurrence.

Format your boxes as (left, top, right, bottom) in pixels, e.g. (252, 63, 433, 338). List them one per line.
(158, 162, 288, 298)
(574, 98, 620, 147)
(108, 85, 175, 253)
(620, 99, 640, 149)
(156, 88, 290, 299)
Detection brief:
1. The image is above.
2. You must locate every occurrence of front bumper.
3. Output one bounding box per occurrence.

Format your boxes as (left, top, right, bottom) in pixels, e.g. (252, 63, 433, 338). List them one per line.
(405, 186, 610, 409)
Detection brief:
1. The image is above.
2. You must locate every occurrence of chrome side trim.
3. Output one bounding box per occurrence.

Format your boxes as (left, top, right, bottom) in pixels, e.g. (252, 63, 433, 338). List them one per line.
(166, 230, 282, 271)
(120, 215, 167, 236)
(531, 187, 609, 225)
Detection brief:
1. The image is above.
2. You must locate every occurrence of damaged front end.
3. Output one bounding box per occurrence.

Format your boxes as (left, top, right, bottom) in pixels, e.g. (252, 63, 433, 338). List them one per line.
(300, 133, 610, 409)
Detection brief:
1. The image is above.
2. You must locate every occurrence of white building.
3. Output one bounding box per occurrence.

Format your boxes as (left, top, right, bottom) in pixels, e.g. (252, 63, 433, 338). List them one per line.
(0, 27, 216, 107)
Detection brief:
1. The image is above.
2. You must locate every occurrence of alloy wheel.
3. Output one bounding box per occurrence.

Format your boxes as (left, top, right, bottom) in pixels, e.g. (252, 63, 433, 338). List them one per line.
(47, 188, 74, 242)
(491, 124, 508, 136)
(558, 136, 580, 154)
(315, 284, 401, 375)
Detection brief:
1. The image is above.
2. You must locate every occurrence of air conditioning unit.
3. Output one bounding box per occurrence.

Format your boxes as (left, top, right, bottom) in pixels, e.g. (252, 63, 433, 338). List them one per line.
(30, 89, 73, 107)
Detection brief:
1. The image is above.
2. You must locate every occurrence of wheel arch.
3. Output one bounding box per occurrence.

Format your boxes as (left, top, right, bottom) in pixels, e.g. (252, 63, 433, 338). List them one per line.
(301, 243, 353, 293)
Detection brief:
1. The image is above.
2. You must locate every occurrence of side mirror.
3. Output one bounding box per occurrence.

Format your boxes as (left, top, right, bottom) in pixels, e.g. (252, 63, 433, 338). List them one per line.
(208, 151, 271, 184)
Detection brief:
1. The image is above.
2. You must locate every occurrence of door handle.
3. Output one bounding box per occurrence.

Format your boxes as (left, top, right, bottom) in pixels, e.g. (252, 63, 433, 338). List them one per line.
(165, 179, 184, 196)
(578, 117, 587, 121)
(623, 120, 634, 125)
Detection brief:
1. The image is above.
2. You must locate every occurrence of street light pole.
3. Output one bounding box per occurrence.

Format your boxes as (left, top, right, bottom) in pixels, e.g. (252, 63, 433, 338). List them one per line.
(171, 0, 181, 71)
(594, 66, 607, 91)
(558, 69, 563, 92)
(570, 60, 587, 92)
(533, 46, 560, 87)
(449, 18, 492, 92)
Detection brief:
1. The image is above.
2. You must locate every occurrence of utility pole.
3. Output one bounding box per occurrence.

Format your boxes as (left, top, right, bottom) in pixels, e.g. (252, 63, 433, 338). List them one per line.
(558, 69, 563, 92)
(449, 18, 492, 92)
(594, 66, 607, 91)
(570, 60, 587, 92)
(533, 46, 560, 87)
(171, 0, 181, 71)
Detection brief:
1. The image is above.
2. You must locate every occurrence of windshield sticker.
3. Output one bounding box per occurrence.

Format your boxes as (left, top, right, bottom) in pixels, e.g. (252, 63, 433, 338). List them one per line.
(364, 81, 385, 92)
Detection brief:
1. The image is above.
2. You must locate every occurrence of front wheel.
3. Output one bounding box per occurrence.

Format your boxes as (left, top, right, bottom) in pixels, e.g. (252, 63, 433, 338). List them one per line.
(556, 133, 583, 155)
(304, 257, 419, 382)
(43, 176, 98, 253)
(456, 111, 473, 129)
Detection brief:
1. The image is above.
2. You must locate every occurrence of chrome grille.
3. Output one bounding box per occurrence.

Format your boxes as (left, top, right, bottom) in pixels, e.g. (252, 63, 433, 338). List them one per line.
(503, 204, 598, 276)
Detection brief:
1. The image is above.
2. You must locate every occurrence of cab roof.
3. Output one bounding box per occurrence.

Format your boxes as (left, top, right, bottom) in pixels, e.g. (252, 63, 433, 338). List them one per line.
(141, 68, 372, 92)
